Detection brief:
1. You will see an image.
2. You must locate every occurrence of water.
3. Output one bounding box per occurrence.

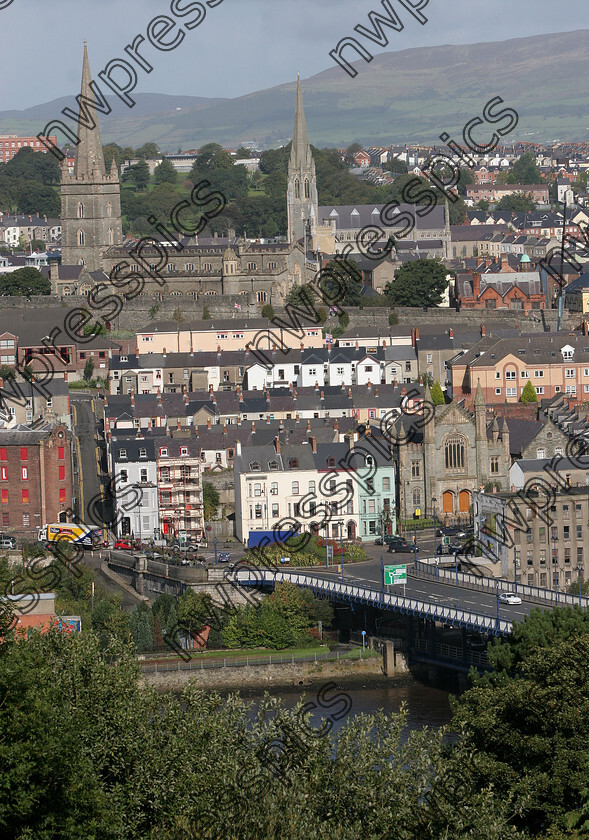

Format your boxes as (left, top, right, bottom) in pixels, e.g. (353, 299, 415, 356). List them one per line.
(235, 677, 454, 736)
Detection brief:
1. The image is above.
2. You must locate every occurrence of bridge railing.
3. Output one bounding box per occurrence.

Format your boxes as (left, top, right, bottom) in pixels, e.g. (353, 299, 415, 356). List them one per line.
(413, 638, 489, 667)
(411, 559, 589, 609)
(235, 570, 512, 636)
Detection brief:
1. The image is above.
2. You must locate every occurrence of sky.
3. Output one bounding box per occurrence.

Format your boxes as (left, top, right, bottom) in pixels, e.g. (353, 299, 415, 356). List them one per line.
(1, 0, 588, 111)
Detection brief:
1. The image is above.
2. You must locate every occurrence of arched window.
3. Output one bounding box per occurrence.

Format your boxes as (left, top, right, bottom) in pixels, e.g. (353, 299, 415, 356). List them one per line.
(202, 262, 212, 271)
(108, 228, 114, 245)
(442, 491, 454, 514)
(77, 203, 84, 218)
(62, 286, 71, 295)
(412, 488, 421, 508)
(257, 290, 267, 303)
(459, 489, 470, 513)
(106, 202, 112, 217)
(304, 179, 310, 199)
(77, 230, 85, 246)
(444, 435, 466, 472)
(294, 179, 300, 199)
(327, 456, 336, 467)
(247, 262, 257, 270)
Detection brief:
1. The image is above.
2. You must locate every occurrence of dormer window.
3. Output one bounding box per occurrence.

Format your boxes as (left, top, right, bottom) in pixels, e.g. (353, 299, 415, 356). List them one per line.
(562, 346, 574, 361)
(268, 460, 279, 470)
(160, 447, 168, 457)
(120, 355, 128, 362)
(180, 447, 189, 456)
(327, 456, 336, 467)
(119, 449, 127, 459)
(139, 448, 147, 458)
(289, 458, 299, 469)
(250, 461, 261, 471)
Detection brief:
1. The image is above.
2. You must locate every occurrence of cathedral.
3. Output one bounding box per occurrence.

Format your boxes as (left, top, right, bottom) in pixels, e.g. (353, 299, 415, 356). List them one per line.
(56, 48, 450, 299)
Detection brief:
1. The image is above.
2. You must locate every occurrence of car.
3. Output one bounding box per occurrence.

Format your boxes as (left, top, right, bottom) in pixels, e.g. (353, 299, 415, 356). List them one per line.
(374, 535, 397, 546)
(114, 540, 134, 551)
(466, 634, 489, 651)
(387, 537, 418, 554)
(498, 592, 522, 605)
(218, 552, 231, 563)
(439, 525, 468, 539)
(0, 537, 16, 549)
(436, 541, 468, 556)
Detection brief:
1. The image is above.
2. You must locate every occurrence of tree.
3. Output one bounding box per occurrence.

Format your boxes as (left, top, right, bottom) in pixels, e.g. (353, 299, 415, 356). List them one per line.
(135, 142, 160, 158)
(172, 306, 184, 323)
(384, 158, 408, 174)
(153, 158, 177, 185)
(236, 147, 252, 159)
(477, 199, 491, 210)
(507, 151, 543, 185)
(90, 596, 130, 651)
(339, 310, 350, 330)
(128, 601, 154, 652)
(15, 181, 60, 216)
(123, 158, 150, 191)
(320, 259, 364, 307)
(1, 266, 51, 296)
(203, 482, 220, 520)
(4, 146, 60, 185)
(389, 310, 399, 325)
(385, 259, 448, 307)
(316, 307, 328, 325)
(177, 590, 218, 639)
(430, 381, 445, 405)
(495, 193, 536, 212)
(148, 304, 160, 320)
(261, 303, 274, 320)
(520, 380, 538, 403)
(83, 358, 95, 382)
(202, 305, 211, 319)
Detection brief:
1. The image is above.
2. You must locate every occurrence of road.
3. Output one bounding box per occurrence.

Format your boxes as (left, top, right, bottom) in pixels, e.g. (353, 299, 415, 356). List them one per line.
(70, 394, 113, 536)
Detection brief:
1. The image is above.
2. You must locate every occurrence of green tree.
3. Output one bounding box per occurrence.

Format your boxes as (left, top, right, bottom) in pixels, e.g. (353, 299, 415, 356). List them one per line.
(261, 303, 274, 320)
(15, 181, 60, 216)
(83, 358, 95, 382)
(495, 193, 536, 212)
(176, 590, 217, 638)
(507, 151, 543, 185)
(389, 310, 399, 325)
(1, 266, 51, 296)
(5, 146, 60, 185)
(430, 381, 445, 405)
(384, 157, 408, 174)
(172, 306, 184, 323)
(136, 142, 160, 158)
(236, 147, 251, 158)
(128, 602, 154, 652)
(385, 259, 448, 307)
(203, 482, 220, 520)
(90, 596, 130, 651)
(202, 305, 211, 319)
(316, 307, 328, 325)
(477, 199, 491, 210)
(320, 258, 363, 307)
(339, 310, 350, 329)
(123, 158, 150, 191)
(148, 303, 160, 320)
(520, 380, 538, 403)
(153, 158, 177, 184)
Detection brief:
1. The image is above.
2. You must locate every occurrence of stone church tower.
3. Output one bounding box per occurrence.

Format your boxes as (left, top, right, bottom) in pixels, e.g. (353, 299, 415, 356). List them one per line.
(61, 43, 122, 271)
(287, 76, 318, 246)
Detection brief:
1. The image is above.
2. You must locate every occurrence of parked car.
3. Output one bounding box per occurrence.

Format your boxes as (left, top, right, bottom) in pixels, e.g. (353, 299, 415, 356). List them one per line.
(466, 634, 489, 651)
(0, 537, 16, 550)
(219, 552, 231, 563)
(387, 537, 418, 554)
(114, 540, 134, 551)
(499, 592, 522, 605)
(438, 525, 468, 539)
(436, 541, 467, 556)
(374, 535, 397, 546)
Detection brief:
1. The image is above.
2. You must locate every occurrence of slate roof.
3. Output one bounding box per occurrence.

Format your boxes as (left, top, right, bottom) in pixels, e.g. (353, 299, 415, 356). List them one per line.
(317, 203, 446, 231)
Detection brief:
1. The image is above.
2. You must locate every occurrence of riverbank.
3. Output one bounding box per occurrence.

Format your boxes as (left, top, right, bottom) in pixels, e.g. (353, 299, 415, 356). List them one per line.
(142, 647, 408, 691)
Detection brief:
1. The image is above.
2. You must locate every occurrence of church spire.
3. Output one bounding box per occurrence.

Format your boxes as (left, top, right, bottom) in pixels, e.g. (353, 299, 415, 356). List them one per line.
(290, 74, 313, 170)
(74, 42, 106, 180)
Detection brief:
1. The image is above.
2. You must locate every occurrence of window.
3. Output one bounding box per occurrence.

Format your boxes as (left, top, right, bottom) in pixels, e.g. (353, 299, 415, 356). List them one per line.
(506, 387, 517, 397)
(563, 505, 569, 519)
(0, 468, 6, 482)
(535, 387, 544, 395)
(534, 370, 544, 378)
(444, 435, 465, 471)
(536, 449, 545, 459)
(565, 368, 575, 378)
(1, 489, 7, 504)
(255, 504, 262, 519)
(140, 468, 148, 483)
(291, 481, 299, 495)
(272, 504, 279, 517)
(58, 488, 66, 503)
(411, 460, 421, 478)
(289, 458, 299, 469)
(383, 477, 390, 491)
(21, 467, 28, 481)
(23, 514, 29, 527)
(576, 504, 582, 519)
(22, 489, 29, 504)
(412, 488, 421, 507)
(505, 370, 516, 380)
(20, 448, 27, 461)
(119, 449, 127, 459)
(254, 483, 262, 497)
(309, 480, 316, 494)
(77, 230, 85, 246)
(565, 385, 576, 395)
(563, 348, 574, 360)
(495, 388, 502, 395)
(58, 465, 65, 481)
(180, 447, 189, 456)
(490, 456, 499, 473)
(139, 448, 147, 458)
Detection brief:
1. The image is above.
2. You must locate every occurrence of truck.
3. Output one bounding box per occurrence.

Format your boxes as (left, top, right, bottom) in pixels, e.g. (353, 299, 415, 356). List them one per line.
(247, 529, 299, 550)
(36, 522, 102, 550)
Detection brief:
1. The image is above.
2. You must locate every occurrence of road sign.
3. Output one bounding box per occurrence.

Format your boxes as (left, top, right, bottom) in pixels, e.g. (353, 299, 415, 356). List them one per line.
(442, 536, 450, 546)
(384, 564, 407, 585)
(326, 545, 334, 561)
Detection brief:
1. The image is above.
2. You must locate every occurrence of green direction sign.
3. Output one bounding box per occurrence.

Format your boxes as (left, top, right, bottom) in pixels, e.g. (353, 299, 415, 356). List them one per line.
(384, 564, 407, 585)
(442, 536, 450, 546)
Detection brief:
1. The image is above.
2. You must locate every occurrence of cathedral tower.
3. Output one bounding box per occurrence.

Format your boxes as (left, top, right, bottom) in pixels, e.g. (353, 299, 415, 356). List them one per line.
(61, 43, 122, 271)
(287, 76, 318, 246)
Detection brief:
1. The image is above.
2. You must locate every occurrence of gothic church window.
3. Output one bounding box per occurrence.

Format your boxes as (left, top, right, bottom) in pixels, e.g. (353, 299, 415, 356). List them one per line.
(77, 230, 85, 246)
(106, 202, 112, 217)
(77, 203, 84, 218)
(294, 180, 300, 199)
(108, 228, 114, 245)
(444, 435, 466, 472)
(257, 291, 267, 303)
(304, 179, 310, 199)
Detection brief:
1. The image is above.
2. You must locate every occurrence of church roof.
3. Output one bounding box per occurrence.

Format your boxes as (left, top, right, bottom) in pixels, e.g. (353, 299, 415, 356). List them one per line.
(317, 203, 446, 231)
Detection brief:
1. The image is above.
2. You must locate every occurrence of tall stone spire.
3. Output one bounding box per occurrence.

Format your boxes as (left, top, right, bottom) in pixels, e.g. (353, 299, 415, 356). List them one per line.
(74, 41, 106, 180)
(287, 75, 318, 246)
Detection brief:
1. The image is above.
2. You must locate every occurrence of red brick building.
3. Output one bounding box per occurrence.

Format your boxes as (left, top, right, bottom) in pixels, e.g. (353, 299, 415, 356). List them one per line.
(0, 425, 72, 536)
(0, 135, 58, 163)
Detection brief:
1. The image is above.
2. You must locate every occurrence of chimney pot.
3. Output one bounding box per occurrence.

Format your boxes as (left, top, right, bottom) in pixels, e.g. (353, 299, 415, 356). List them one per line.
(207, 417, 211, 429)
(449, 328, 454, 338)
(177, 418, 181, 430)
(274, 436, 281, 454)
(306, 419, 311, 431)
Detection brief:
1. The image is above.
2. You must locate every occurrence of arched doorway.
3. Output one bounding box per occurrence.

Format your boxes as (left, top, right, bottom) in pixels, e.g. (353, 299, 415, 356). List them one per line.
(442, 491, 454, 515)
(458, 490, 470, 514)
(347, 521, 356, 540)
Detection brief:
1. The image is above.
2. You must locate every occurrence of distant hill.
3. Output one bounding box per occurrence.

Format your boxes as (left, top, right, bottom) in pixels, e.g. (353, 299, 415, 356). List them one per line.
(1, 30, 588, 150)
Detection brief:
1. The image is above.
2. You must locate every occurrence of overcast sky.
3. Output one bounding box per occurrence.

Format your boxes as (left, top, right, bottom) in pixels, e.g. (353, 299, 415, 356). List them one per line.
(1, 0, 587, 110)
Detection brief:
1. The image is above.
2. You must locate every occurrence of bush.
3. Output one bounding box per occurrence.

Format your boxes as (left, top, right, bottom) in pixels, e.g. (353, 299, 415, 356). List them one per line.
(261, 303, 275, 320)
(389, 310, 399, 325)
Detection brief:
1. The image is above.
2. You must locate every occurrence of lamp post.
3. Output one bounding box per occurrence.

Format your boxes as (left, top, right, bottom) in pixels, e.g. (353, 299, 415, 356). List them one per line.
(339, 520, 344, 581)
(552, 529, 559, 602)
(577, 562, 584, 605)
(513, 546, 518, 595)
(454, 548, 460, 607)
(432, 496, 437, 561)
(213, 536, 218, 564)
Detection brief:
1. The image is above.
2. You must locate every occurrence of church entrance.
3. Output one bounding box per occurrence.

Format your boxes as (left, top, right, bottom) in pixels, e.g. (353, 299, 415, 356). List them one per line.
(458, 490, 470, 513)
(442, 491, 454, 515)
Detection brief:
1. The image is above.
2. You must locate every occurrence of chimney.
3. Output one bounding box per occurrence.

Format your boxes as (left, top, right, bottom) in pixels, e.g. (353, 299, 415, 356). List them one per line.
(217, 345, 221, 354)
(300, 342, 304, 351)
(414, 327, 419, 342)
(348, 387, 352, 399)
(272, 344, 276, 355)
(251, 421, 255, 433)
(348, 433, 354, 451)
(184, 392, 189, 405)
(375, 387, 379, 397)
(237, 414, 241, 425)
(209, 384, 214, 395)
(481, 323, 486, 337)
(166, 425, 171, 436)
(293, 388, 297, 401)
(449, 328, 454, 339)
(306, 419, 311, 432)
(309, 434, 317, 453)
(266, 413, 271, 423)
(367, 380, 372, 390)
(163, 347, 167, 357)
(212, 393, 217, 405)
(274, 436, 281, 454)
(130, 391, 135, 407)
(401, 386, 407, 396)
(355, 340, 359, 349)
(320, 390, 325, 400)
(157, 390, 162, 406)
(236, 384, 240, 395)
(177, 418, 181, 431)
(472, 272, 480, 297)
(207, 417, 211, 429)
(333, 418, 339, 432)
(296, 412, 300, 423)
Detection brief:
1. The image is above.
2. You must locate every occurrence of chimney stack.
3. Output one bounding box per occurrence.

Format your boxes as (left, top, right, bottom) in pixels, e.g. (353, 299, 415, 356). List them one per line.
(481, 323, 486, 337)
(449, 328, 454, 339)
(274, 436, 281, 454)
(130, 390, 135, 407)
(177, 418, 181, 431)
(296, 412, 300, 423)
(348, 387, 352, 399)
(309, 434, 317, 453)
(472, 272, 480, 298)
(207, 417, 211, 429)
(157, 389, 162, 406)
(251, 421, 255, 433)
(333, 418, 339, 432)
(184, 392, 189, 405)
(306, 419, 311, 432)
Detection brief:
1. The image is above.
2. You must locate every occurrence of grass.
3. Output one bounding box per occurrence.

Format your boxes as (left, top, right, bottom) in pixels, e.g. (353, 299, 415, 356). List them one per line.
(140, 646, 379, 663)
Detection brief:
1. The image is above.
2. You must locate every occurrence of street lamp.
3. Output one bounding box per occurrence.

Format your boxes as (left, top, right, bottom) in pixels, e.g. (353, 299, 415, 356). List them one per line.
(339, 520, 344, 581)
(577, 562, 584, 605)
(454, 548, 460, 607)
(552, 528, 559, 602)
(432, 496, 438, 560)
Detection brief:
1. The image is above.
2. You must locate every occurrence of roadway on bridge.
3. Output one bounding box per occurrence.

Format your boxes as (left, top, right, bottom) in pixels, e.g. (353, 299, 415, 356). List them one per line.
(295, 557, 539, 625)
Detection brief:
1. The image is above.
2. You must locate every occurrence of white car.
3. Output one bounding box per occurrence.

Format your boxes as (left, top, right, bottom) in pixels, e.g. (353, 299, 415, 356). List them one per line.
(499, 592, 522, 605)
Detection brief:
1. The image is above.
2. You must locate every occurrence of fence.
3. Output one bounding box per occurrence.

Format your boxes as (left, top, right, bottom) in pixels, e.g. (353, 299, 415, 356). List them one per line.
(139, 648, 374, 673)
(413, 638, 489, 667)
(411, 559, 589, 609)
